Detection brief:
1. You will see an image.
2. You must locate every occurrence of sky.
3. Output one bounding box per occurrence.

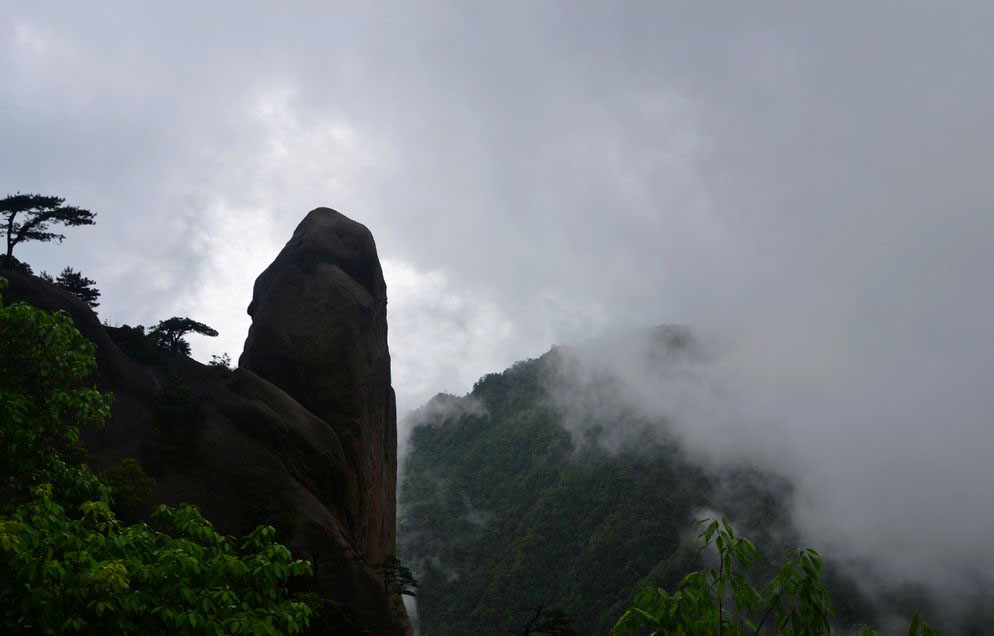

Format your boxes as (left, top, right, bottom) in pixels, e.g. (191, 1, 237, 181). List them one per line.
(3, 0, 994, 607)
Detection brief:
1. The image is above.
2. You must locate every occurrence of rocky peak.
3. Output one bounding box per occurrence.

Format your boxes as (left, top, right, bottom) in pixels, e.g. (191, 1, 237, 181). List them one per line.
(1, 207, 407, 634)
(240, 207, 397, 568)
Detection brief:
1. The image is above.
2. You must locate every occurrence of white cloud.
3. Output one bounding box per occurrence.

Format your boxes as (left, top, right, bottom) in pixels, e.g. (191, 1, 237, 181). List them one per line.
(3, 1, 994, 613)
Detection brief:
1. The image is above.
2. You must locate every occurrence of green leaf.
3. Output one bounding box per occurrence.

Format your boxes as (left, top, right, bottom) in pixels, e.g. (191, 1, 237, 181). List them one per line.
(909, 611, 921, 635)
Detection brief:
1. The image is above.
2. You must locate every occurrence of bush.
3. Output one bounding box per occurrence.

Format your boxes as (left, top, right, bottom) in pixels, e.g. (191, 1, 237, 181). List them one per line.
(42, 266, 101, 308)
(0, 486, 314, 634)
(0, 277, 316, 634)
(0, 277, 111, 502)
(208, 353, 234, 378)
(100, 458, 154, 512)
(106, 324, 159, 364)
(612, 518, 940, 636)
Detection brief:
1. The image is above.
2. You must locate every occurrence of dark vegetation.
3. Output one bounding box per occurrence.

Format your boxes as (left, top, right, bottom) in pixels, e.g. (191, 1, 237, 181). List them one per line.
(399, 351, 775, 633)
(0, 201, 410, 633)
(399, 348, 946, 635)
(1, 193, 95, 268)
(106, 324, 159, 363)
(0, 199, 417, 634)
(106, 319, 221, 363)
(208, 352, 234, 377)
(0, 276, 315, 634)
(0, 194, 961, 634)
(613, 519, 939, 636)
(150, 317, 219, 355)
(142, 374, 204, 475)
(41, 267, 101, 308)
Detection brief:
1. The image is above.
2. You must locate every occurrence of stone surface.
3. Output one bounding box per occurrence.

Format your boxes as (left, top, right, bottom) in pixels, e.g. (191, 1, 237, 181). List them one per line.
(1, 209, 406, 634)
(240, 208, 397, 568)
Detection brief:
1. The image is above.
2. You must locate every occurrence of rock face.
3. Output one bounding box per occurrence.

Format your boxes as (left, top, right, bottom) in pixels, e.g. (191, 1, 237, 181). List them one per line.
(0, 208, 406, 635)
(240, 208, 397, 568)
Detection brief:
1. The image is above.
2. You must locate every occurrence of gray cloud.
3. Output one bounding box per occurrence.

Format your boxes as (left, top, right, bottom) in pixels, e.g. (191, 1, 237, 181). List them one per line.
(3, 0, 994, 613)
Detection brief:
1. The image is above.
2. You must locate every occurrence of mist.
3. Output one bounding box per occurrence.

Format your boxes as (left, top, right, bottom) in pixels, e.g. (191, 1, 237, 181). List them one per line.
(4, 0, 994, 623)
(547, 320, 994, 617)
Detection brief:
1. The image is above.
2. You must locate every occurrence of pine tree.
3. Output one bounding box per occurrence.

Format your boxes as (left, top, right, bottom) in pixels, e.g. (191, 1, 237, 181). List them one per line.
(150, 317, 219, 355)
(50, 266, 101, 308)
(1, 193, 95, 268)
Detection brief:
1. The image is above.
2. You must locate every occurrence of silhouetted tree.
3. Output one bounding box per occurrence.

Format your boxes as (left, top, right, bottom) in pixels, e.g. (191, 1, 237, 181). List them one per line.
(1, 256, 32, 274)
(106, 324, 158, 363)
(513, 606, 578, 636)
(44, 267, 101, 308)
(150, 317, 218, 355)
(208, 352, 234, 376)
(379, 554, 419, 597)
(1, 194, 95, 268)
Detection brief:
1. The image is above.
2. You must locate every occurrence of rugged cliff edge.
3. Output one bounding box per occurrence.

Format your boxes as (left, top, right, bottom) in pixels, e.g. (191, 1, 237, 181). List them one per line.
(1, 208, 406, 635)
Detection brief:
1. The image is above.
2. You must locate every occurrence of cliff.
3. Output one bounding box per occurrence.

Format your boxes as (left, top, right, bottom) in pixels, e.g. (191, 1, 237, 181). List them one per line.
(1, 208, 406, 635)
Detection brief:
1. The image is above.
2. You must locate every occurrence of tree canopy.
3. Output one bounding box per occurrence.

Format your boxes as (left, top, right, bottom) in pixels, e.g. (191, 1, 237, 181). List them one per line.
(612, 518, 940, 636)
(1, 194, 95, 267)
(0, 276, 109, 502)
(150, 317, 219, 355)
(0, 277, 316, 634)
(401, 349, 957, 635)
(43, 267, 101, 308)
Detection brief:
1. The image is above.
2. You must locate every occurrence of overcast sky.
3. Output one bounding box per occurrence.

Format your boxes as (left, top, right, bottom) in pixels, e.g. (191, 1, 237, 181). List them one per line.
(3, 1, 994, 603)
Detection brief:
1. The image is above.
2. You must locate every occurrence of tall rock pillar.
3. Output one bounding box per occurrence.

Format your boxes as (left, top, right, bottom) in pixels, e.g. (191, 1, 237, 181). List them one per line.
(239, 208, 397, 567)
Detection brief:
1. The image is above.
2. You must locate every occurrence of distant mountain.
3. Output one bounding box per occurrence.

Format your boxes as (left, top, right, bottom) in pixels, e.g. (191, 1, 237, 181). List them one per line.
(399, 327, 873, 635)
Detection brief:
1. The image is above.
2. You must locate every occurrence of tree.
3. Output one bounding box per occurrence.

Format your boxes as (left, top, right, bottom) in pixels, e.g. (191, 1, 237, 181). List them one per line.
(380, 554, 419, 598)
(45, 267, 101, 308)
(513, 606, 580, 636)
(207, 352, 234, 377)
(0, 277, 111, 502)
(150, 316, 219, 355)
(0, 276, 316, 634)
(1, 194, 95, 268)
(0, 489, 315, 634)
(612, 518, 940, 636)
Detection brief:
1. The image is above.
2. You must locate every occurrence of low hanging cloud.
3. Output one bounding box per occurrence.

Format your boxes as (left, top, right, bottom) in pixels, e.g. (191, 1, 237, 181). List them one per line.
(543, 321, 994, 618)
(3, 1, 994, 622)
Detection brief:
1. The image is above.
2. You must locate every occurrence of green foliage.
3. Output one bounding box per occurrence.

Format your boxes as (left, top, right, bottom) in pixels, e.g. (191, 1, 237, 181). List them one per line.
(100, 459, 154, 512)
(0, 277, 112, 500)
(236, 468, 297, 540)
(150, 317, 218, 356)
(612, 518, 829, 635)
(855, 611, 941, 636)
(1, 193, 95, 266)
(612, 518, 939, 636)
(400, 353, 724, 634)
(46, 266, 101, 308)
(400, 350, 890, 635)
(0, 277, 315, 634)
(0, 485, 314, 634)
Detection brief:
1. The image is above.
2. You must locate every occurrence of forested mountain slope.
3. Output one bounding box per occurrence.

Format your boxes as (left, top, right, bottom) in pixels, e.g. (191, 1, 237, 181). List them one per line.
(399, 328, 871, 635)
